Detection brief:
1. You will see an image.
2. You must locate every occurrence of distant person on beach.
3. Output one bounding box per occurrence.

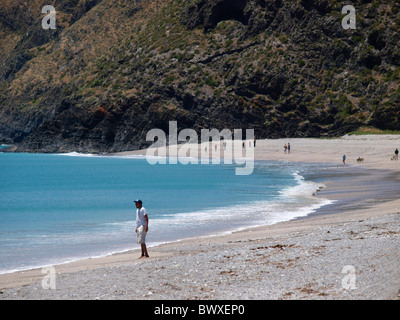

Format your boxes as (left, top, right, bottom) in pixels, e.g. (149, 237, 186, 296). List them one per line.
(284, 144, 288, 154)
(395, 148, 399, 160)
(343, 154, 346, 165)
(254, 138, 256, 147)
(288, 143, 291, 154)
(135, 199, 149, 259)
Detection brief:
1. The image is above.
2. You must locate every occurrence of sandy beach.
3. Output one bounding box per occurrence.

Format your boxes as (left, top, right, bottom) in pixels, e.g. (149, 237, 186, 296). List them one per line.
(1, 135, 399, 300)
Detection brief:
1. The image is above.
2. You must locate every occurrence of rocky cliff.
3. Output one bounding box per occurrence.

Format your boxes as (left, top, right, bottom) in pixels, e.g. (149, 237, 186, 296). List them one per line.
(0, 0, 399, 153)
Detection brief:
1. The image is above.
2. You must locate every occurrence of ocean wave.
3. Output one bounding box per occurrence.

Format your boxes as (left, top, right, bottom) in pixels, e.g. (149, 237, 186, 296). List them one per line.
(54, 151, 97, 157)
(105, 170, 332, 233)
(279, 171, 326, 199)
(141, 199, 332, 236)
(53, 151, 157, 160)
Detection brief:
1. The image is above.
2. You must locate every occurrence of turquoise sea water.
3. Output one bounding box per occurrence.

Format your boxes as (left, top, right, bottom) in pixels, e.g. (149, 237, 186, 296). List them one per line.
(0, 152, 332, 274)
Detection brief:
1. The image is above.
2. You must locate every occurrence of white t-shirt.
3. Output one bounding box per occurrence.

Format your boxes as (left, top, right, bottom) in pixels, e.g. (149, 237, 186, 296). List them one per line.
(136, 207, 148, 228)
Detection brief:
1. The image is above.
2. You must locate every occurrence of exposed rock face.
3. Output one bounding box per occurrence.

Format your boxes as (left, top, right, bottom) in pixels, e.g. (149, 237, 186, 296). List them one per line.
(182, 0, 250, 31)
(0, 0, 399, 153)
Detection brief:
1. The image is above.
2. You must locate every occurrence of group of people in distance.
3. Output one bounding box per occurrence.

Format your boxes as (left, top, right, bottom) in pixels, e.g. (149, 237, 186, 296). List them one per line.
(284, 143, 291, 154)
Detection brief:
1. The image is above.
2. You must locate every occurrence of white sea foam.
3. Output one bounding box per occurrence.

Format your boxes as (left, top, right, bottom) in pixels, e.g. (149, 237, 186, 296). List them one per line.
(102, 171, 331, 236)
(54, 151, 97, 157)
(139, 171, 333, 238)
(279, 171, 327, 199)
(54, 151, 162, 161)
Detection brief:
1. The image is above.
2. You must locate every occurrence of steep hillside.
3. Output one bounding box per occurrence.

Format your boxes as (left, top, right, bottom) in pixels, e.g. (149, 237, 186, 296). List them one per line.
(0, 0, 399, 152)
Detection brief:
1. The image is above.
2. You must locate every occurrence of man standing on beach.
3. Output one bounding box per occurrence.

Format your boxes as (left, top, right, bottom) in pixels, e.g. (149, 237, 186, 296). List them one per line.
(135, 200, 149, 259)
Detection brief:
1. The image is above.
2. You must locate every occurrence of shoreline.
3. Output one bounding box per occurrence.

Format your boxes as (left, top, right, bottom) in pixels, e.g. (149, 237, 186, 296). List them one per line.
(1, 135, 400, 299)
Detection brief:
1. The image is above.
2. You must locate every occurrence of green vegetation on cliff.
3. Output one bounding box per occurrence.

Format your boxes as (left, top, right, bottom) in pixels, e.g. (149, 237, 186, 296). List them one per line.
(0, 0, 399, 152)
